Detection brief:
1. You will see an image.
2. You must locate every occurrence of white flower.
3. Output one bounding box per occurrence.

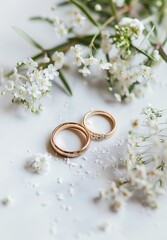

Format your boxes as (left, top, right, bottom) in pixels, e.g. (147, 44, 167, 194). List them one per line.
(23, 57, 38, 73)
(114, 93, 122, 102)
(73, 55, 85, 66)
(70, 44, 82, 55)
(113, 0, 125, 7)
(72, 11, 86, 26)
(153, 50, 160, 61)
(38, 77, 52, 91)
(119, 17, 145, 37)
(112, 196, 125, 211)
(84, 56, 98, 66)
(29, 69, 45, 82)
(27, 153, 52, 174)
(5, 80, 15, 91)
(1, 196, 13, 206)
(44, 64, 59, 80)
(99, 60, 112, 70)
(27, 82, 41, 99)
(109, 181, 118, 196)
(55, 23, 68, 37)
(78, 66, 91, 77)
(101, 31, 112, 54)
(52, 51, 64, 69)
(52, 16, 60, 26)
(14, 85, 27, 99)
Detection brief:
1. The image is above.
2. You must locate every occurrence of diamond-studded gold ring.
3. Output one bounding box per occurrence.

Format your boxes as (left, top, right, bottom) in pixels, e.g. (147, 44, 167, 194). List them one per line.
(82, 110, 117, 141)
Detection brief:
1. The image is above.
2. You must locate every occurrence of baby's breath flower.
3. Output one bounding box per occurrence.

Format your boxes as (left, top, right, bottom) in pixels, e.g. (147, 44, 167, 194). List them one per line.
(44, 64, 59, 80)
(52, 51, 64, 69)
(112, 18, 144, 57)
(99, 60, 112, 70)
(78, 66, 91, 77)
(113, 0, 125, 7)
(100, 106, 167, 211)
(119, 17, 145, 37)
(27, 82, 41, 99)
(72, 10, 86, 27)
(5, 80, 15, 91)
(152, 49, 161, 61)
(26, 153, 52, 174)
(54, 22, 68, 37)
(23, 57, 38, 73)
(1, 196, 13, 206)
(101, 31, 112, 54)
(108, 56, 156, 102)
(3, 58, 60, 112)
(84, 56, 98, 66)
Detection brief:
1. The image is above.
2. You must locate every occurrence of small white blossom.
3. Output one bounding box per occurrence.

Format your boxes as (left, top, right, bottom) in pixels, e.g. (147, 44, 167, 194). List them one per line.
(72, 11, 86, 26)
(5, 80, 15, 91)
(84, 56, 98, 66)
(78, 66, 91, 77)
(52, 16, 60, 26)
(27, 153, 52, 174)
(73, 55, 85, 66)
(54, 23, 68, 37)
(23, 57, 38, 73)
(52, 51, 64, 69)
(119, 17, 145, 37)
(152, 49, 160, 61)
(27, 83, 41, 99)
(44, 64, 59, 80)
(99, 60, 112, 70)
(1, 196, 13, 206)
(70, 44, 82, 55)
(113, 0, 125, 7)
(100, 106, 167, 211)
(101, 31, 112, 54)
(14, 85, 27, 99)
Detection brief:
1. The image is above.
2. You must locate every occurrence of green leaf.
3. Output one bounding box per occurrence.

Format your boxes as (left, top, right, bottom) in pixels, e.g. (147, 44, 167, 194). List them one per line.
(12, 26, 44, 50)
(69, 0, 100, 28)
(159, 46, 167, 62)
(58, 70, 72, 95)
(30, 16, 53, 25)
(131, 44, 155, 61)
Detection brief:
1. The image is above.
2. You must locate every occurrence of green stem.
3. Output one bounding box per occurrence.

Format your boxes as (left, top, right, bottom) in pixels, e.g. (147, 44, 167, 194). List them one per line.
(58, 70, 72, 95)
(109, 0, 117, 18)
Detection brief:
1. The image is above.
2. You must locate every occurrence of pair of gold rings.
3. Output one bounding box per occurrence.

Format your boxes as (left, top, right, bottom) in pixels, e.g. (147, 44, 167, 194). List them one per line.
(50, 110, 117, 158)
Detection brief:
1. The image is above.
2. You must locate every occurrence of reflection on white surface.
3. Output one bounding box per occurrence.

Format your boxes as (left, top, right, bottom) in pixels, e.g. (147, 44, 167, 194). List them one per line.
(54, 128, 87, 151)
(86, 115, 113, 134)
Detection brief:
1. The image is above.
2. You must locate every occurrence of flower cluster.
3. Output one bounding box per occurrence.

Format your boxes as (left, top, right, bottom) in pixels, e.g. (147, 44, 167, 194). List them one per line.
(108, 57, 156, 102)
(3, 51, 64, 112)
(26, 152, 52, 174)
(70, 44, 112, 77)
(112, 18, 145, 57)
(1, 0, 166, 111)
(99, 105, 167, 211)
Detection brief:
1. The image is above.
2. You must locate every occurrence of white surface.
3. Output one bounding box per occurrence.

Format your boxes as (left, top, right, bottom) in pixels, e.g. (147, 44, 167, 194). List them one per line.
(0, 1, 167, 240)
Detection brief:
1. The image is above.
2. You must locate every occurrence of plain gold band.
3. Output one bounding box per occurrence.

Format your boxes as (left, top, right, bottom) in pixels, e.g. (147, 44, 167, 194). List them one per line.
(50, 122, 91, 158)
(82, 110, 117, 140)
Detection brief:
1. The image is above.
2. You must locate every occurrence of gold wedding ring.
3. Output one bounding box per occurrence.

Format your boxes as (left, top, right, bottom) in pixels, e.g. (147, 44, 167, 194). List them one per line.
(51, 122, 90, 158)
(83, 110, 117, 140)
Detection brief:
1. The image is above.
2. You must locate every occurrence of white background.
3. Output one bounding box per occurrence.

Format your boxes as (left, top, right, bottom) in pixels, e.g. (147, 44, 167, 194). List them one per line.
(0, 1, 167, 239)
